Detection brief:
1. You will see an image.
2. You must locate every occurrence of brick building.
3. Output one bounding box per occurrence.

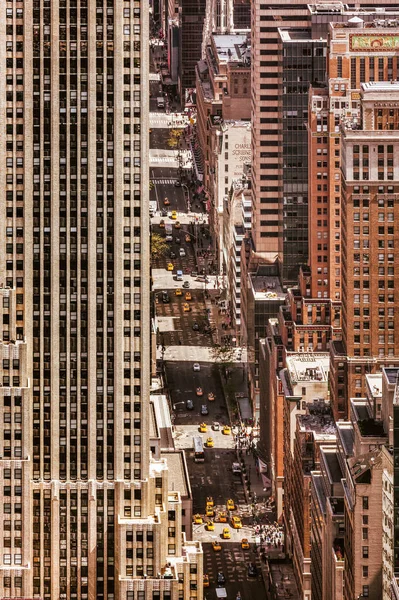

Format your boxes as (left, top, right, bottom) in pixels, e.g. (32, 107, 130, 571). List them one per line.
(330, 81, 399, 419)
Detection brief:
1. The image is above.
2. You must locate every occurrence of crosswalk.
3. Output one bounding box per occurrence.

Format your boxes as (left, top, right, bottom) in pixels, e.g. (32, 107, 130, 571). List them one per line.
(150, 117, 188, 128)
(151, 178, 177, 185)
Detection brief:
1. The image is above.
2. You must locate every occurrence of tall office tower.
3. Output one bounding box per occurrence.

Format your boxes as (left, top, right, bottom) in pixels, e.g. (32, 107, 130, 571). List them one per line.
(0, 2, 202, 600)
(330, 81, 399, 421)
(250, 1, 399, 283)
(308, 15, 399, 302)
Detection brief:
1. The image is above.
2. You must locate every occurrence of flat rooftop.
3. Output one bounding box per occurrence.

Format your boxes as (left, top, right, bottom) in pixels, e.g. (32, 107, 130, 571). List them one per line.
(298, 413, 336, 438)
(249, 274, 286, 301)
(312, 472, 327, 515)
(286, 353, 330, 383)
(279, 28, 326, 44)
(362, 81, 399, 93)
(151, 394, 175, 450)
(161, 451, 190, 499)
(383, 367, 399, 385)
(212, 34, 250, 63)
(323, 449, 342, 483)
(365, 373, 382, 398)
(279, 28, 312, 43)
(336, 421, 354, 458)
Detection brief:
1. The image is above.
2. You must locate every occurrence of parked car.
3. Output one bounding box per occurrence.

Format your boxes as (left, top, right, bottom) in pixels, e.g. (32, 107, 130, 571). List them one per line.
(193, 363, 200, 371)
(186, 399, 194, 410)
(183, 281, 190, 288)
(201, 405, 209, 416)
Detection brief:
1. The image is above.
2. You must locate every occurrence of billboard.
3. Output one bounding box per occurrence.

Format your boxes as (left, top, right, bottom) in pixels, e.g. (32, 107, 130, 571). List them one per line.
(350, 34, 399, 52)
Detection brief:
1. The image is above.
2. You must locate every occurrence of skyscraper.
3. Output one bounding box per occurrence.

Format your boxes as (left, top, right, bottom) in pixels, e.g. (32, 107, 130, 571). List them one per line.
(250, 0, 399, 282)
(0, 2, 202, 599)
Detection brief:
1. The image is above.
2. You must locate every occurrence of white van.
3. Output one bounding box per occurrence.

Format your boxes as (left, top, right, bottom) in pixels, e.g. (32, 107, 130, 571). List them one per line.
(157, 97, 165, 109)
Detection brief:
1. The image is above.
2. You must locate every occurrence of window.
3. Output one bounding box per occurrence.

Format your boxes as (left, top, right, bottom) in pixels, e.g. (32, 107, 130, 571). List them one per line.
(362, 546, 369, 558)
(363, 565, 368, 577)
(363, 496, 369, 510)
(362, 586, 369, 597)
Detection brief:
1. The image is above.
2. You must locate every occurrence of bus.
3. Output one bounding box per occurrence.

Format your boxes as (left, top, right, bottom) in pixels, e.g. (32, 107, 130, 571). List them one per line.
(193, 436, 205, 463)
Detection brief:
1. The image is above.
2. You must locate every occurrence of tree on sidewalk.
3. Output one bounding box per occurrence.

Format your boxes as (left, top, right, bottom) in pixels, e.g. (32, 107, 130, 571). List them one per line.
(210, 344, 236, 367)
(167, 128, 183, 149)
(151, 232, 169, 257)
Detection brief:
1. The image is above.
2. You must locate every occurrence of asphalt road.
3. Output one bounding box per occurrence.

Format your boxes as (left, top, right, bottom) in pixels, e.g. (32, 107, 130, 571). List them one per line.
(150, 66, 266, 600)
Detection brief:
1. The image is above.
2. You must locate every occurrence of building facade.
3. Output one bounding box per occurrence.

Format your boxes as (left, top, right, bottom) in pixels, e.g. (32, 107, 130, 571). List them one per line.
(0, 2, 203, 599)
(330, 81, 399, 419)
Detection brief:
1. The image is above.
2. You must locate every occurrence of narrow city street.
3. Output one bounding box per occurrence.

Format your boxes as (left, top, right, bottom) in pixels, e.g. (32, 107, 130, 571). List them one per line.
(150, 44, 266, 600)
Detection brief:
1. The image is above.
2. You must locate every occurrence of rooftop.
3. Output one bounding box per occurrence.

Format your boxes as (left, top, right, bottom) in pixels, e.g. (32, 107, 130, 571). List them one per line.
(362, 80, 399, 93)
(279, 28, 325, 44)
(331, 15, 399, 29)
(161, 451, 191, 498)
(311, 472, 327, 515)
(286, 353, 329, 384)
(348, 449, 383, 484)
(329, 497, 344, 516)
(351, 399, 387, 438)
(151, 394, 175, 450)
(336, 421, 354, 458)
(298, 413, 336, 438)
(249, 274, 286, 301)
(212, 34, 251, 65)
(383, 366, 399, 385)
(323, 448, 342, 483)
(365, 373, 382, 398)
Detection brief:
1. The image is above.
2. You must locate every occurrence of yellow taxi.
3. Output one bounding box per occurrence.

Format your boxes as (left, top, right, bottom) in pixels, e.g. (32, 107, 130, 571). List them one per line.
(222, 527, 231, 539)
(203, 574, 210, 588)
(164, 197, 170, 206)
(206, 520, 215, 531)
(193, 514, 203, 524)
(226, 499, 235, 511)
(167, 263, 174, 271)
(171, 210, 177, 220)
(232, 516, 242, 529)
(241, 538, 250, 550)
(175, 288, 183, 296)
(206, 437, 214, 448)
(199, 423, 207, 433)
(175, 221, 181, 229)
(206, 506, 215, 518)
(212, 541, 222, 552)
(207, 392, 215, 401)
(219, 511, 227, 523)
(183, 302, 191, 312)
(185, 234, 191, 243)
(206, 496, 214, 507)
(185, 291, 192, 301)
(222, 425, 231, 435)
(159, 220, 165, 228)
